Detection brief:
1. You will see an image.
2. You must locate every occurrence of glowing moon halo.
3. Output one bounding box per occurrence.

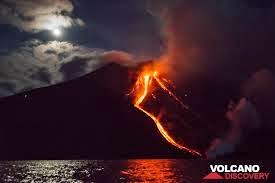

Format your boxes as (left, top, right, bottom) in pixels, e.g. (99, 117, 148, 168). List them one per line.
(52, 28, 62, 37)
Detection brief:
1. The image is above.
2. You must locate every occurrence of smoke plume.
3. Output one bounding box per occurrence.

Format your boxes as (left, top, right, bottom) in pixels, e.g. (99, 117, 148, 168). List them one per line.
(206, 69, 275, 158)
(147, 1, 275, 158)
(147, 0, 275, 82)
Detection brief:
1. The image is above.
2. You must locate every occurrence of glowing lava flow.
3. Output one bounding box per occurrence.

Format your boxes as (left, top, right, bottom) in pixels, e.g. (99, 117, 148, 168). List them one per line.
(131, 70, 201, 157)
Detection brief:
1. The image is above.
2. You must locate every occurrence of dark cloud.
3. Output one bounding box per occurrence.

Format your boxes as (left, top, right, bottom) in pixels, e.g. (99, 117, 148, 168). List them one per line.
(0, 82, 16, 96)
(0, 0, 84, 33)
(57, 52, 70, 61)
(59, 56, 89, 81)
(44, 49, 57, 55)
(30, 67, 52, 84)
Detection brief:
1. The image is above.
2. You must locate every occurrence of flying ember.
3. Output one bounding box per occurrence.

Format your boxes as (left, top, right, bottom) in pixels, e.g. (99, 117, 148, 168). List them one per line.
(129, 65, 202, 157)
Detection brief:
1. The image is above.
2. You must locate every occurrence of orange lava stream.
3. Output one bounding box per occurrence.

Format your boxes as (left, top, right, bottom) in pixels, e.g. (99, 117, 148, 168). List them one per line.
(132, 71, 201, 157)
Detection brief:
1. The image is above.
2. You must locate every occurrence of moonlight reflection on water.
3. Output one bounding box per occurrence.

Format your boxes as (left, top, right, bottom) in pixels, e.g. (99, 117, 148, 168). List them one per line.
(0, 160, 204, 182)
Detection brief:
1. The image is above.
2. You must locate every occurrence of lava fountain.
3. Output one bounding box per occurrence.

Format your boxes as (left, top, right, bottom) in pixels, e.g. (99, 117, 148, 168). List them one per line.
(129, 64, 202, 157)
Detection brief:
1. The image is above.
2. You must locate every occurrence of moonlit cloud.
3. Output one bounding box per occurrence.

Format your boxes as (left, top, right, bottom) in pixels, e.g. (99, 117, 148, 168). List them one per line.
(0, 40, 135, 97)
(0, 0, 84, 33)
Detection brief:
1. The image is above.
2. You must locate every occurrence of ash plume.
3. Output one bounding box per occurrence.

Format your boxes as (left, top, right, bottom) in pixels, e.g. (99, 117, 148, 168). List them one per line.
(147, 0, 275, 158)
(147, 0, 275, 82)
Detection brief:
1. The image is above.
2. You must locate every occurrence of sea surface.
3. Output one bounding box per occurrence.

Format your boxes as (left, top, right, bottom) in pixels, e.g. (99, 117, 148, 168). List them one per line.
(0, 160, 207, 182)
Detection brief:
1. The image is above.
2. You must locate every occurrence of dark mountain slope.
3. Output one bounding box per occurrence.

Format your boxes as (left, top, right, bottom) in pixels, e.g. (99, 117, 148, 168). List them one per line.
(0, 63, 197, 159)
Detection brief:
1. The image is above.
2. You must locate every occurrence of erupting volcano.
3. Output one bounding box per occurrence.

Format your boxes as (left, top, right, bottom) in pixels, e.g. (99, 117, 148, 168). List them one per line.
(129, 64, 202, 157)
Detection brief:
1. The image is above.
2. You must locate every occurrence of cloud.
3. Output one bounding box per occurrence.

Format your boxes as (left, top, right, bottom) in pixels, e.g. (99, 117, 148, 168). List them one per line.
(0, 82, 16, 96)
(0, 0, 84, 32)
(59, 56, 97, 81)
(147, 0, 275, 81)
(0, 40, 135, 97)
(99, 51, 136, 67)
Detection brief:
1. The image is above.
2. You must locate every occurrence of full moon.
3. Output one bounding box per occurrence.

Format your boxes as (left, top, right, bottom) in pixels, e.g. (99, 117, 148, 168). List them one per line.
(52, 28, 62, 37)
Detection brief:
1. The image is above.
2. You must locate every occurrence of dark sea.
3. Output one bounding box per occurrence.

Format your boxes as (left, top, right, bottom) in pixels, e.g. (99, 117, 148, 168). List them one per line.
(0, 160, 207, 182)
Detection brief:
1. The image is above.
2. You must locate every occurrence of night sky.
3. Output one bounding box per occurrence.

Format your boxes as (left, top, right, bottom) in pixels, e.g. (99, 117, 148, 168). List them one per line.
(0, 0, 162, 97)
(0, 0, 275, 97)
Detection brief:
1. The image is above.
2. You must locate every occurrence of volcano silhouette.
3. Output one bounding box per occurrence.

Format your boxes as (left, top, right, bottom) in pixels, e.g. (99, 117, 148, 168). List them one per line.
(0, 63, 198, 159)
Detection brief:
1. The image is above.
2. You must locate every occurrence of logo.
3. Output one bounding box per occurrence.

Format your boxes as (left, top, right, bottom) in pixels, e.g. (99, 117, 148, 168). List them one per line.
(203, 164, 270, 181)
